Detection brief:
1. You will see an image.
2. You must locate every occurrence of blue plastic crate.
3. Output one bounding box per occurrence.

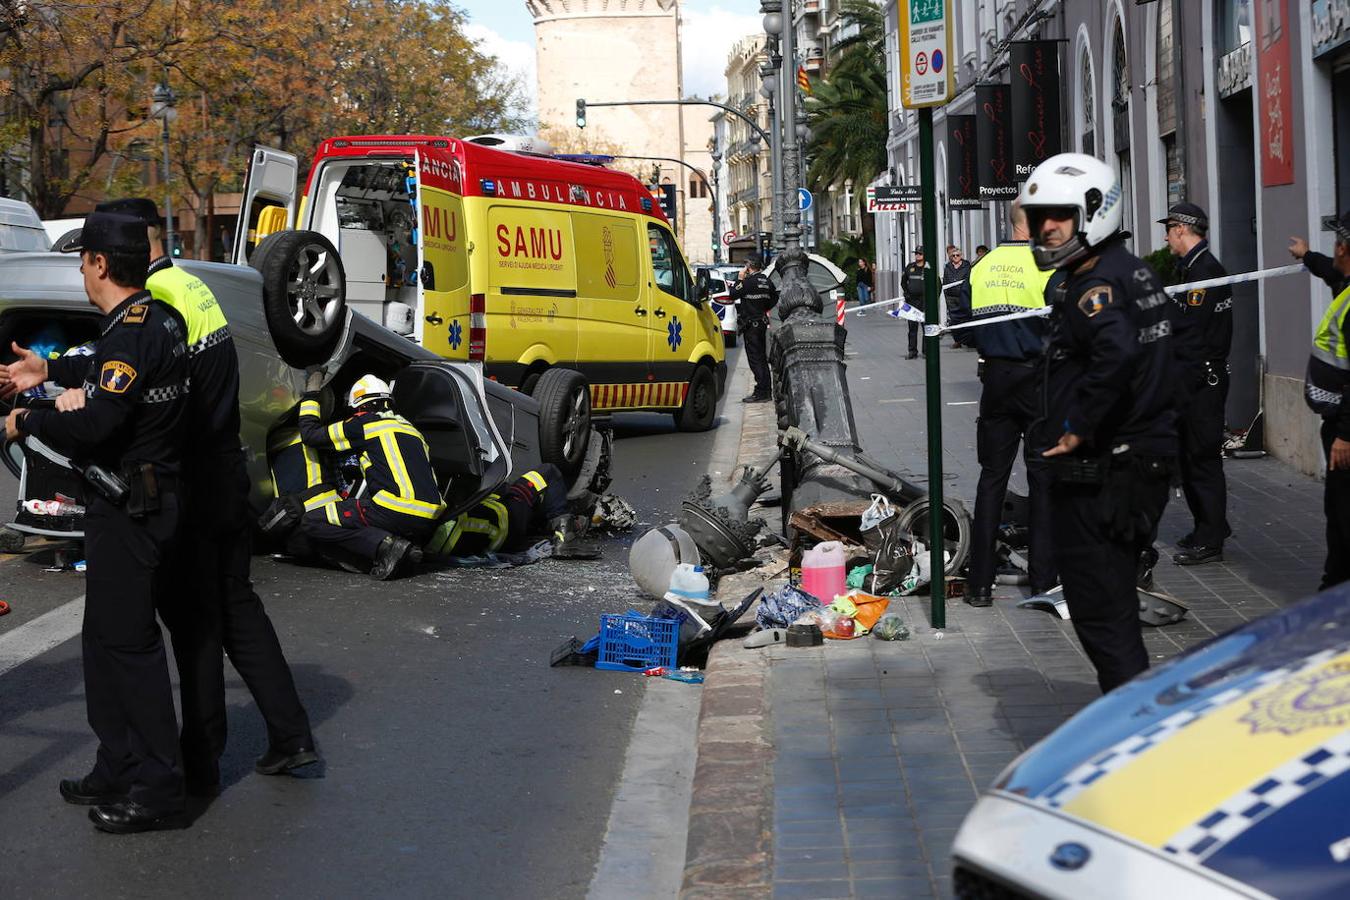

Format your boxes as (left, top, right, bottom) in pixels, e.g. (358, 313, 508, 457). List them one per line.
(595, 613, 679, 673)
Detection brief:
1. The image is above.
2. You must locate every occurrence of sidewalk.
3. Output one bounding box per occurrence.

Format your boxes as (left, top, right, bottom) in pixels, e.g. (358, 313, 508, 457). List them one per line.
(682, 316, 1328, 900)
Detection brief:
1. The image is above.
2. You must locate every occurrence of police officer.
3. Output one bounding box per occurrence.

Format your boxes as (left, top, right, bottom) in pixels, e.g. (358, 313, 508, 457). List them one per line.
(297, 373, 446, 578)
(730, 254, 777, 402)
(1021, 153, 1177, 693)
(3, 210, 191, 832)
(964, 202, 1056, 607)
(1158, 202, 1232, 565)
(1292, 212, 1350, 589)
(902, 248, 928, 359)
(106, 199, 318, 786)
(423, 462, 589, 559)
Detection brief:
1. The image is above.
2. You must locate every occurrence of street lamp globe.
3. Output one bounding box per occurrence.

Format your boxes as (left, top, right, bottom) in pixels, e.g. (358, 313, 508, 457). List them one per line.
(762, 12, 782, 35)
(759, 76, 776, 99)
(150, 82, 178, 123)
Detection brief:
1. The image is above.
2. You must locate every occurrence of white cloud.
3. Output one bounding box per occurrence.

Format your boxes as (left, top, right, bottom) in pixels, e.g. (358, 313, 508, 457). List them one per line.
(681, 6, 763, 100)
(464, 23, 539, 125)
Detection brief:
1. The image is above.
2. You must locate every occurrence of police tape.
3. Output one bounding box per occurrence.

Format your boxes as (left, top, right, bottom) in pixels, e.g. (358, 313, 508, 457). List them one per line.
(914, 262, 1313, 336)
(846, 280, 964, 320)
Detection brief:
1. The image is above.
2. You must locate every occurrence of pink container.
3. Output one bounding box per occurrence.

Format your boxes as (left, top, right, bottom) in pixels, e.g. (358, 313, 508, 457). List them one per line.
(801, 541, 847, 604)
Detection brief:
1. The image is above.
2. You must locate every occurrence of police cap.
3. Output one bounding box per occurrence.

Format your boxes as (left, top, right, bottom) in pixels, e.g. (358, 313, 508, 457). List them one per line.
(95, 197, 164, 229)
(56, 210, 151, 255)
(914, 246, 926, 256)
(1156, 201, 1209, 232)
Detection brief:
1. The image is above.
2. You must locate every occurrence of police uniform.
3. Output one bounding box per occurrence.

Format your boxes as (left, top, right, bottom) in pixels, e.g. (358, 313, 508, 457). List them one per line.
(902, 254, 927, 356)
(966, 241, 1056, 602)
(425, 464, 568, 557)
(18, 212, 190, 822)
(1039, 236, 1177, 693)
(1303, 212, 1350, 589)
(296, 393, 446, 565)
(730, 263, 778, 400)
(1160, 205, 1233, 559)
(144, 253, 315, 786)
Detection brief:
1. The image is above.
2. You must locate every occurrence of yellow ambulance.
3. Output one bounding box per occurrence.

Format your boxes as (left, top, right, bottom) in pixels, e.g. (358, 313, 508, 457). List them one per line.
(233, 135, 727, 433)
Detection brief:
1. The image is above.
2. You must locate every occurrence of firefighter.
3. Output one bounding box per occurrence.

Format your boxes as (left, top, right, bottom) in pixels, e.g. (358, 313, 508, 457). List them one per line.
(297, 374, 445, 579)
(424, 462, 588, 559)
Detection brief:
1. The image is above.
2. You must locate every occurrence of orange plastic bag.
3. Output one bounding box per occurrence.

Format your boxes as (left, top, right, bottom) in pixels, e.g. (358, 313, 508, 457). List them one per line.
(848, 593, 892, 635)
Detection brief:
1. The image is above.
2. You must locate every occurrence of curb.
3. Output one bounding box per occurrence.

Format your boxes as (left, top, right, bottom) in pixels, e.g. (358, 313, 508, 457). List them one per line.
(680, 390, 781, 899)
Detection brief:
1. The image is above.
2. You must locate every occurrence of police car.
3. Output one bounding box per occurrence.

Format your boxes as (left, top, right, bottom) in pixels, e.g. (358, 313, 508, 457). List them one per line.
(695, 265, 742, 347)
(952, 582, 1350, 900)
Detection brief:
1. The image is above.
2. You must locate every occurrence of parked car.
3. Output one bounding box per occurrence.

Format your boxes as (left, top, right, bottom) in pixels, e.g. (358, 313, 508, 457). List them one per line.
(0, 199, 50, 254)
(694, 264, 742, 347)
(0, 251, 598, 550)
(952, 582, 1350, 900)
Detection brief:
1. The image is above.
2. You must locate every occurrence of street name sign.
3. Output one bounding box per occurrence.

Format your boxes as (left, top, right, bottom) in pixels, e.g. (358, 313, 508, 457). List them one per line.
(898, 0, 954, 108)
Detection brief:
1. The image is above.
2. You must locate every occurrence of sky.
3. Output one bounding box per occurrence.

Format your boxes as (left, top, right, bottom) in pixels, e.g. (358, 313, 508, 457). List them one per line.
(461, 0, 763, 125)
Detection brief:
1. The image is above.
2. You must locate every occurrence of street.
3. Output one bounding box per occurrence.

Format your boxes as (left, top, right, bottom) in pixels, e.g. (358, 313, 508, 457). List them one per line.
(0, 381, 740, 897)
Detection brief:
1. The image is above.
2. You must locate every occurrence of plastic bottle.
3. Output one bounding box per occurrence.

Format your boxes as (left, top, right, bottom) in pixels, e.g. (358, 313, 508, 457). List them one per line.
(801, 540, 847, 604)
(666, 563, 711, 604)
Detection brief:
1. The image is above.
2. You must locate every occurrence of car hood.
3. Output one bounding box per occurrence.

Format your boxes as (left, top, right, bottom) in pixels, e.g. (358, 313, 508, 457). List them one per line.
(991, 583, 1350, 899)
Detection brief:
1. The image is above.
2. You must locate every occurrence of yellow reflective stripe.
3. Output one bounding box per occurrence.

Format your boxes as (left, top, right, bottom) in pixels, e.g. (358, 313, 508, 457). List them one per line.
(300, 399, 322, 419)
(328, 422, 351, 452)
(523, 470, 547, 491)
(371, 490, 444, 519)
(481, 498, 509, 551)
(365, 420, 431, 452)
(302, 445, 324, 488)
(324, 501, 340, 526)
(304, 490, 339, 511)
(377, 433, 415, 501)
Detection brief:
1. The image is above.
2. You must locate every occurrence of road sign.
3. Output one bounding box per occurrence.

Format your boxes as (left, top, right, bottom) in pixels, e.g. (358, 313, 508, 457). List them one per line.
(798, 188, 813, 211)
(899, 0, 954, 109)
(866, 185, 919, 212)
(721, 230, 737, 246)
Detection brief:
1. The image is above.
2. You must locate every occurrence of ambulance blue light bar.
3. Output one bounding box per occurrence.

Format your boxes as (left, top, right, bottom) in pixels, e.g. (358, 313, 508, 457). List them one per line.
(480, 179, 497, 196)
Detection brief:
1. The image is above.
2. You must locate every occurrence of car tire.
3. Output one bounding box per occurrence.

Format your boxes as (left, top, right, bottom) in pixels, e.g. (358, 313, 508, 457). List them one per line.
(673, 364, 717, 432)
(534, 368, 591, 479)
(247, 230, 293, 275)
(519, 371, 542, 397)
(893, 496, 972, 579)
(258, 230, 347, 367)
(724, 332, 737, 348)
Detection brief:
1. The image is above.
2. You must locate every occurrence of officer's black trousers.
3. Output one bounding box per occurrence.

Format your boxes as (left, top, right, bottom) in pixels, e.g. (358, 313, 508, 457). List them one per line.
(84, 494, 184, 811)
(161, 454, 313, 784)
(299, 497, 434, 565)
(969, 360, 1056, 593)
(1178, 369, 1231, 546)
(1322, 419, 1350, 590)
(1051, 461, 1171, 693)
(742, 321, 771, 397)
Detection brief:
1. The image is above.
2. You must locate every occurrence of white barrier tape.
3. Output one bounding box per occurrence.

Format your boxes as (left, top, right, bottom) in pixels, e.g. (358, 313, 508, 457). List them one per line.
(1163, 263, 1305, 296)
(846, 280, 963, 319)
(923, 306, 1052, 337)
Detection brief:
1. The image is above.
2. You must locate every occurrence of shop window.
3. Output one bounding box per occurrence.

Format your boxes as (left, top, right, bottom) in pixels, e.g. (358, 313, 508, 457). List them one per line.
(1336, 66, 1350, 216)
(1157, 0, 1177, 137)
(1219, 0, 1252, 56)
(1164, 134, 1183, 208)
(1079, 47, 1096, 157)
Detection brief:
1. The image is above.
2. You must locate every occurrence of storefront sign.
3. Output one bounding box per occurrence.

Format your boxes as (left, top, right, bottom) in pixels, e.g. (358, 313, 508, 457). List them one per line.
(1217, 42, 1253, 98)
(976, 84, 1017, 199)
(1010, 41, 1063, 179)
(946, 115, 982, 209)
(1313, 0, 1350, 57)
(1255, 0, 1295, 186)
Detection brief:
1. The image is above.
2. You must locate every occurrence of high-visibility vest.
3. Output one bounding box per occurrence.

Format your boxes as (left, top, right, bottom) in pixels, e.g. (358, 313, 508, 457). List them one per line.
(1306, 283, 1350, 415)
(969, 244, 1052, 315)
(147, 263, 230, 354)
(425, 496, 510, 557)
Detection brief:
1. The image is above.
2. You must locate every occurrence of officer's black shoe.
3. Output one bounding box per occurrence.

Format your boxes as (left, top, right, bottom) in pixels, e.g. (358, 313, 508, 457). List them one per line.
(741, 393, 770, 404)
(1136, 547, 1160, 591)
(60, 775, 124, 806)
(964, 589, 993, 608)
(906, 351, 918, 360)
(186, 779, 221, 799)
(255, 745, 321, 776)
(1177, 532, 1199, 551)
(370, 536, 413, 581)
(88, 800, 186, 834)
(1175, 545, 1224, 566)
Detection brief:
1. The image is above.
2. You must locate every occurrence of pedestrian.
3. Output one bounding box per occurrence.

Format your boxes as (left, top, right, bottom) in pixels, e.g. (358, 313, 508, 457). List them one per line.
(1291, 212, 1350, 589)
(1022, 152, 1177, 694)
(1157, 202, 1233, 565)
(975, 245, 990, 261)
(964, 202, 1057, 607)
(944, 244, 973, 348)
(3, 209, 192, 832)
(855, 258, 873, 317)
(297, 373, 445, 579)
(902, 247, 928, 359)
(424, 463, 588, 558)
(101, 199, 318, 787)
(731, 253, 778, 402)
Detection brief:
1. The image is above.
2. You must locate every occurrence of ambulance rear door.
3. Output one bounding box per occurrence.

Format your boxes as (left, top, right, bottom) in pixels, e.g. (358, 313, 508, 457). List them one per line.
(413, 146, 471, 360)
(233, 146, 298, 266)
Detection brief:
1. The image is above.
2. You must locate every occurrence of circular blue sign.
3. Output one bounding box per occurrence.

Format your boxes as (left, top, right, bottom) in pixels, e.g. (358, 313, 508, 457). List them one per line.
(932, 49, 944, 74)
(798, 188, 813, 211)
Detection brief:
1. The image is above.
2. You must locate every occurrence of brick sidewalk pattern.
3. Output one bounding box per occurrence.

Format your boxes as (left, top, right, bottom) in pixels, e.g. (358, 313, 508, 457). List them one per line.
(752, 318, 1327, 899)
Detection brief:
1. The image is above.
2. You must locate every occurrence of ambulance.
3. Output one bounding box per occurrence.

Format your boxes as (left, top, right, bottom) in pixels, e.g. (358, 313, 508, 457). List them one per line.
(233, 135, 727, 434)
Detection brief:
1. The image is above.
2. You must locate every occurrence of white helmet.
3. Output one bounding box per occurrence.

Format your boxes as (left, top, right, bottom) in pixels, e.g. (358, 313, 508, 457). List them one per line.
(347, 374, 392, 409)
(1019, 152, 1123, 270)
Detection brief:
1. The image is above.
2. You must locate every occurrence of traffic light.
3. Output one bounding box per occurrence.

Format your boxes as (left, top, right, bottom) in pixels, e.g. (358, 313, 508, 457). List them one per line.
(658, 183, 677, 222)
(575, 99, 586, 129)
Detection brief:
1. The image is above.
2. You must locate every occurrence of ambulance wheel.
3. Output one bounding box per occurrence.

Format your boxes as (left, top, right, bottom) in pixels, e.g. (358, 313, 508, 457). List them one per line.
(535, 368, 591, 479)
(0, 528, 24, 553)
(259, 230, 347, 367)
(673, 364, 717, 432)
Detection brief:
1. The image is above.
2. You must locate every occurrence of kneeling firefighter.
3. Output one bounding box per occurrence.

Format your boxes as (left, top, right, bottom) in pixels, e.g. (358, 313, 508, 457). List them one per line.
(424, 462, 591, 559)
(297, 373, 445, 579)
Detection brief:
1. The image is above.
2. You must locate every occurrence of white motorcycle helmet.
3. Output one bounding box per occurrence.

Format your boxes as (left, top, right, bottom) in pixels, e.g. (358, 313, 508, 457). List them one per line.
(347, 374, 392, 409)
(1020, 152, 1124, 270)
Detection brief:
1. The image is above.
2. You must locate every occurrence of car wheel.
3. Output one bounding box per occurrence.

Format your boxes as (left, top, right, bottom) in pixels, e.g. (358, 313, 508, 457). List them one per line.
(247, 230, 293, 275)
(673, 364, 717, 432)
(259, 230, 347, 367)
(724, 331, 737, 348)
(534, 368, 591, 479)
(893, 496, 972, 578)
(519, 371, 542, 396)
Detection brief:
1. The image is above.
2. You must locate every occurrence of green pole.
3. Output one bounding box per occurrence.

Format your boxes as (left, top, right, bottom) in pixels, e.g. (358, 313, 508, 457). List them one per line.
(919, 106, 945, 629)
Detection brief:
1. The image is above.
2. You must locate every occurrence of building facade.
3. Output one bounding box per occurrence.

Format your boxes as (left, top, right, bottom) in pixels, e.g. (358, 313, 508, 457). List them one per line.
(879, 0, 1350, 476)
(724, 35, 775, 256)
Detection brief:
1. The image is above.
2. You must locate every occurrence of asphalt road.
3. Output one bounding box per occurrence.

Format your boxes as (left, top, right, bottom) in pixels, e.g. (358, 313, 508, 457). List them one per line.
(0, 386, 734, 897)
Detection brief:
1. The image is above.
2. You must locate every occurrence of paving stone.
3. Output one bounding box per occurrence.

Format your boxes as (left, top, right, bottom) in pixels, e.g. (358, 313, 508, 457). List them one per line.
(771, 879, 853, 900)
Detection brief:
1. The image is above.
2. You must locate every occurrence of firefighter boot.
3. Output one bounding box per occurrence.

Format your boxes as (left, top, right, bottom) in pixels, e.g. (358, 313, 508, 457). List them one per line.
(370, 535, 414, 581)
(550, 515, 600, 560)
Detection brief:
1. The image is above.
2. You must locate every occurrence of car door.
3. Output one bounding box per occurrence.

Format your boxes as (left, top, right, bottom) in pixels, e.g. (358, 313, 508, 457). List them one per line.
(413, 146, 471, 359)
(232, 146, 299, 266)
(645, 222, 698, 397)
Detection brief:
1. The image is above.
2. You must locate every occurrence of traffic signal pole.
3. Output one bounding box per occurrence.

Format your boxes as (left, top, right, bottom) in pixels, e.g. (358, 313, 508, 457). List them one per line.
(919, 106, 945, 630)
